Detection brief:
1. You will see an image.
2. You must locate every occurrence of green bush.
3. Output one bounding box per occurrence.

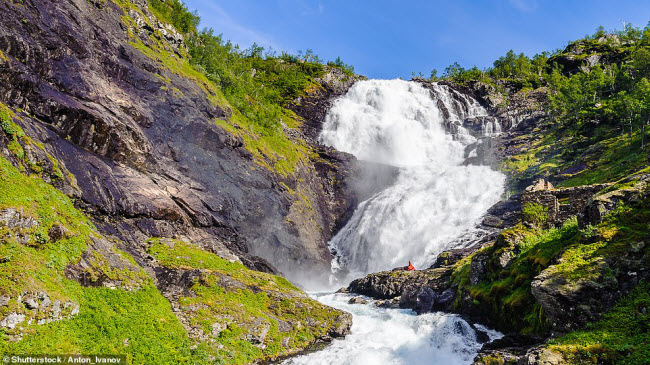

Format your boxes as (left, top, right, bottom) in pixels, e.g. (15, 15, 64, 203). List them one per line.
(148, 0, 199, 34)
(522, 202, 549, 228)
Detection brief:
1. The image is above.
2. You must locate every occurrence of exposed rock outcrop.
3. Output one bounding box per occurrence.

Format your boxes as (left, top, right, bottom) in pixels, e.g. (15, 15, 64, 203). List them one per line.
(0, 0, 371, 286)
(346, 248, 471, 313)
(521, 180, 611, 228)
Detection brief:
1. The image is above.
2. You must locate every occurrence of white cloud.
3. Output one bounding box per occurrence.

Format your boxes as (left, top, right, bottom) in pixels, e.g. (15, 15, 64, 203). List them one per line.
(197, 2, 280, 49)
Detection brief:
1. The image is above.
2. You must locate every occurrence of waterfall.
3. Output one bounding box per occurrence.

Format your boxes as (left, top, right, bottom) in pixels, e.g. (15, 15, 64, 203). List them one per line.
(321, 79, 505, 278)
(284, 79, 505, 365)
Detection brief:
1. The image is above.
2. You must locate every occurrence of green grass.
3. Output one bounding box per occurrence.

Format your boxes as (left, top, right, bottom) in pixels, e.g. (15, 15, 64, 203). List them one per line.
(500, 119, 648, 193)
(452, 220, 581, 334)
(3, 287, 202, 364)
(0, 155, 201, 363)
(146, 238, 344, 364)
(451, 176, 649, 338)
(0, 156, 92, 291)
(551, 197, 650, 282)
(0, 157, 344, 364)
(558, 134, 649, 187)
(547, 281, 650, 365)
(147, 238, 299, 293)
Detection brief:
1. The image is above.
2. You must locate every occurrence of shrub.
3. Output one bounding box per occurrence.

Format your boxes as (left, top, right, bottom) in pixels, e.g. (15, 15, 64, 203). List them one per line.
(522, 202, 549, 228)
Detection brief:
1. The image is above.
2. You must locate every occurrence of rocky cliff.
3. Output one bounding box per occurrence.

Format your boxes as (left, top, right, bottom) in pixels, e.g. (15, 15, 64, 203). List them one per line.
(0, 0, 374, 362)
(0, 0, 375, 285)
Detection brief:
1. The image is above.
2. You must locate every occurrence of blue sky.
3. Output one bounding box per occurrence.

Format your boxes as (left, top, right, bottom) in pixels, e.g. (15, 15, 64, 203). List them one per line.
(183, 0, 650, 79)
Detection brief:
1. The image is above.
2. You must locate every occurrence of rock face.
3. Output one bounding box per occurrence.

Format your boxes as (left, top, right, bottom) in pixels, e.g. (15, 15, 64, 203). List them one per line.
(288, 68, 364, 142)
(579, 171, 650, 228)
(528, 176, 649, 334)
(521, 181, 611, 228)
(0, 0, 369, 285)
(347, 249, 472, 314)
(473, 335, 564, 365)
(549, 35, 629, 75)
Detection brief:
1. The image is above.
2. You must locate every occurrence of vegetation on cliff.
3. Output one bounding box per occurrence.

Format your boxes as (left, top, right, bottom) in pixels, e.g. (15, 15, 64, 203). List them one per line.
(141, 0, 357, 176)
(0, 102, 350, 363)
(435, 24, 650, 193)
(413, 25, 650, 364)
(547, 281, 649, 364)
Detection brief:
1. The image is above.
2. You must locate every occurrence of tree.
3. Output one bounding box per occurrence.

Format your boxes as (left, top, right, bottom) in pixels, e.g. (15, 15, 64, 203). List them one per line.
(593, 25, 606, 39)
(245, 42, 264, 58)
(430, 68, 439, 81)
(443, 62, 465, 79)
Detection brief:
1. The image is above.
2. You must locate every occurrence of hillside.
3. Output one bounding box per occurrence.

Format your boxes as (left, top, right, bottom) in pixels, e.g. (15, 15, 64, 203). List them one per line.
(348, 27, 650, 364)
(1, 0, 649, 364)
(0, 0, 368, 363)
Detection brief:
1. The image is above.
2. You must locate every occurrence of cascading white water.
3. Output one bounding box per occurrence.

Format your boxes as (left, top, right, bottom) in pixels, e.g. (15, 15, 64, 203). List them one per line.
(283, 293, 502, 365)
(322, 79, 504, 278)
(284, 79, 505, 365)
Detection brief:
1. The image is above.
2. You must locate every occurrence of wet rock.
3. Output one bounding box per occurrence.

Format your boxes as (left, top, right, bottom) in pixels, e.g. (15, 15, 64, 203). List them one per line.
(347, 296, 368, 305)
(469, 253, 489, 285)
(430, 247, 475, 268)
(473, 334, 544, 364)
(482, 215, 504, 228)
(374, 298, 400, 308)
(327, 312, 352, 339)
(348, 267, 455, 313)
(335, 287, 349, 294)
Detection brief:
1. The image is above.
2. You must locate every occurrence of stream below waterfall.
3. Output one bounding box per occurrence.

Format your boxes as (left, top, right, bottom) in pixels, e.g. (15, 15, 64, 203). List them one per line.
(284, 79, 506, 364)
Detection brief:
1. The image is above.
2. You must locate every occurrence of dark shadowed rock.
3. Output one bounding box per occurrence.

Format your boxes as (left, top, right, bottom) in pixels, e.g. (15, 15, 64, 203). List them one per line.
(347, 296, 368, 305)
(348, 267, 455, 313)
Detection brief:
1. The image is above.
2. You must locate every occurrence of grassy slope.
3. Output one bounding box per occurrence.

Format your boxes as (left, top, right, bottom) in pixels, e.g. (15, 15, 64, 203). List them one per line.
(451, 220, 580, 334)
(501, 117, 648, 193)
(452, 172, 649, 363)
(547, 281, 649, 364)
(0, 100, 343, 363)
(146, 238, 344, 364)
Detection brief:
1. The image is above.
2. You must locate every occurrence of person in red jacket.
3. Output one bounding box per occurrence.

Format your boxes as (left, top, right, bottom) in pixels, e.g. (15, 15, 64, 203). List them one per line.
(407, 261, 415, 271)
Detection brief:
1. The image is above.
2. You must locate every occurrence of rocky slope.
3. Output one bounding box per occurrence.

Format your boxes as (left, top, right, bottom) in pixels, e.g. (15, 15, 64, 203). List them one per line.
(0, 0, 374, 362)
(348, 51, 649, 363)
(0, 0, 378, 286)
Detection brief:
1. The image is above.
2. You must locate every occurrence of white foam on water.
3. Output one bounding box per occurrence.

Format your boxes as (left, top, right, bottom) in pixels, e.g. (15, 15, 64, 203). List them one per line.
(282, 293, 502, 365)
